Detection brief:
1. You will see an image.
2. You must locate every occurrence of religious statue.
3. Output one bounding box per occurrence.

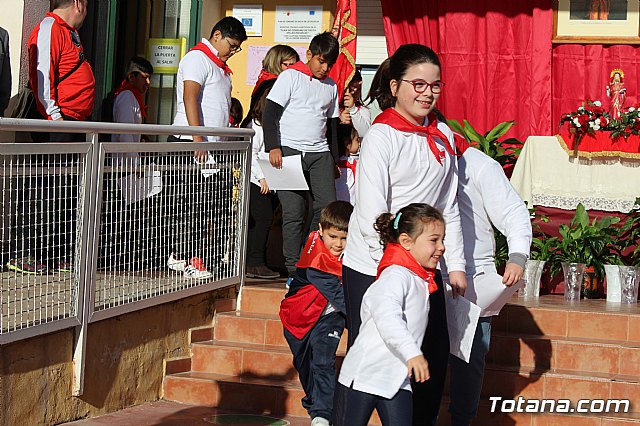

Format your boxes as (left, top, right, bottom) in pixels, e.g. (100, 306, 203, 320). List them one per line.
(607, 68, 626, 120)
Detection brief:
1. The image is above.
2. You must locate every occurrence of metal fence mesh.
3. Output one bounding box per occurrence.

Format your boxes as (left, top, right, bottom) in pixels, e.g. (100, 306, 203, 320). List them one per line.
(0, 152, 86, 333)
(93, 146, 248, 311)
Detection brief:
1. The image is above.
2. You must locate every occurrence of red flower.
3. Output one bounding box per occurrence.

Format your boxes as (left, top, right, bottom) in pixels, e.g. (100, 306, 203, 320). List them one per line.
(578, 114, 589, 127)
(600, 117, 609, 127)
(632, 122, 640, 131)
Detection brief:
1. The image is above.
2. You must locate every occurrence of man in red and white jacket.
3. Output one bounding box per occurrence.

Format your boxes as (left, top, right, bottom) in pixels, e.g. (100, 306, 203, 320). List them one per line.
(28, 0, 94, 140)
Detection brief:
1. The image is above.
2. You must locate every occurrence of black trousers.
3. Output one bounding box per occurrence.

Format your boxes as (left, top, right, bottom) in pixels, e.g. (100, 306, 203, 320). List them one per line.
(342, 265, 375, 348)
(284, 311, 345, 420)
(333, 383, 413, 426)
(412, 272, 450, 426)
(342, 265, 449, 425)
(246, 182, 278, 267)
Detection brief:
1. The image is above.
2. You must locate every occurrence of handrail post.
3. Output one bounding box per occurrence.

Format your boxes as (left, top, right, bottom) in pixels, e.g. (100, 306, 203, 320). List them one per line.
(72, 131, 100, 396)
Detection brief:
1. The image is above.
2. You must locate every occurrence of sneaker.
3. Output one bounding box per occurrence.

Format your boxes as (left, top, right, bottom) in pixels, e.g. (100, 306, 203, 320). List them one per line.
(246, 265, 280, 279)
(7, 257, 48, 275)
(55, 259, 73, 273)
(183, 257, 212, 280)
(167, 253, 187, 272)
(311, 417, 330, 426)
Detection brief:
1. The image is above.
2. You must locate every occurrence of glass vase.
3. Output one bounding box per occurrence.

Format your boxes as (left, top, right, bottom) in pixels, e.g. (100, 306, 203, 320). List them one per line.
(619, 266, 640, 304)
(520, 260, 545, 298)
(562, 262, 586, 302)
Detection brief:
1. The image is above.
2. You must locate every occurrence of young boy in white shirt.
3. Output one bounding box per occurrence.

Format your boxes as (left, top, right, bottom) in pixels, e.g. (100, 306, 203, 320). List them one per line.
(167, 17, 247, 279)
(263, 32, 341, 279)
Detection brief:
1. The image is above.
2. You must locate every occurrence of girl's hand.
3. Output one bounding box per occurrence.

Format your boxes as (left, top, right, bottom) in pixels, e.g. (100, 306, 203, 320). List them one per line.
(259, 178, 270, 194)
(448, 271, 467, 297)
(407, 355, 430, 382)
(343, 91, 355, 109)
(340, 108, 352, 125)
(502, 263, 524, 286)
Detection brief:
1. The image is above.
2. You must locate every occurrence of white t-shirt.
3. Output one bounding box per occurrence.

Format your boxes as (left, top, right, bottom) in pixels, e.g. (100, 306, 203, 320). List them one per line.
(172, 38, 231, 141)
(338, 265, 429, 399)
(343, 118, 465, 277)
(266, 68, 340, 152)
(111, 89, 141, 165)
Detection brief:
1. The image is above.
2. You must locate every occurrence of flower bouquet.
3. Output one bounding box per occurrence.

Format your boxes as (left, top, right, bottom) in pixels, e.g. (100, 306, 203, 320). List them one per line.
(609, 106, 640, 140)
(559, 100, 611, 144)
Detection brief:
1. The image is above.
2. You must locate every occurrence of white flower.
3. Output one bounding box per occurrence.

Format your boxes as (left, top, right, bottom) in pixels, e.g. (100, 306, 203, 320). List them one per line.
(589, 121, 595, 128)
(630, 107, 636, 112)
(578, 106, 585, 112)
(593, 124, 601, 131)
(595, 118, 601, 125)
(594, 100, 602, 107)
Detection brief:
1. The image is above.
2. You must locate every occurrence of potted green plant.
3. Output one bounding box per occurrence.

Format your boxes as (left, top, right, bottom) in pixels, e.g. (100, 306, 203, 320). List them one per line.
(604, 197, 640, 301)
(554, 204, 620, 299)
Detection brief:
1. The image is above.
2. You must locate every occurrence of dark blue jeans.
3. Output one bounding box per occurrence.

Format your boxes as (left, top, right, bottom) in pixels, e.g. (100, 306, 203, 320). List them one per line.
(333, 382, 413, 426)
(284, 311, 345, 420)
(448, 316, 492, 426)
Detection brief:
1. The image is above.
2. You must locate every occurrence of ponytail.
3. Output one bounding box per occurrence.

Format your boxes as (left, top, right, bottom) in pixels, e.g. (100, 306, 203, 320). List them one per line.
(375, 203, 445, 249)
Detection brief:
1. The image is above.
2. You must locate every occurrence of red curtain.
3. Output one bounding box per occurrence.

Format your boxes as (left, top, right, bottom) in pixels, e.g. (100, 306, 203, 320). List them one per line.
(380, 1, 554, 142)
(552, 44, 640, 132)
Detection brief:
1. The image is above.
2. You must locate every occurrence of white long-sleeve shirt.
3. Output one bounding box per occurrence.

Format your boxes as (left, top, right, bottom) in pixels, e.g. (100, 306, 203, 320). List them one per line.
(343, 119, 465, 276)
(452, 147, 532, 274)
(248, 119, 268, 186)
(335, 154, 357, 205)
(338, 265, 429, 399)
(349, 105, 372, 138)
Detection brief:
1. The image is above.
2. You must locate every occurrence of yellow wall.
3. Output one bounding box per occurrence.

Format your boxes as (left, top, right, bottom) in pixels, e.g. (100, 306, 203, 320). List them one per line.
(219, 0, 336, 116)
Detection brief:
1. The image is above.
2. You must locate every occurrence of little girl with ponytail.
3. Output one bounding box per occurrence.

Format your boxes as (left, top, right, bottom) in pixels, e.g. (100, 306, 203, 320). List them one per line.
(334, 203, 446, 426)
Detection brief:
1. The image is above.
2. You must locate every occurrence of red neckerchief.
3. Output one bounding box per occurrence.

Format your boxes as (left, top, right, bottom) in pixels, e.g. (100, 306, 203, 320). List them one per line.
(376, 243, 438, 294)
(296, 231, 343, 277)
(453, 132, 471, 157)
(373, 108, 455, 166)
(336, 157, 357, 178)
(288, 61, 327, 81)
(113, 80, 147, 120)
(190, 42, 232, 75)
(252, 69, 278, 96)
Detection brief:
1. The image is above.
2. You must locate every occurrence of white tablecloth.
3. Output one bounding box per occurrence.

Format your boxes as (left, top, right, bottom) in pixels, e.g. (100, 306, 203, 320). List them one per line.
(510, 136, 639, 212)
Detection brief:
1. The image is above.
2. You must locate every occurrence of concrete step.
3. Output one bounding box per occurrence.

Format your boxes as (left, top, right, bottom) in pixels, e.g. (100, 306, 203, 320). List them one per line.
(163, 371, 381, 425)
(488, 332, 640, 378)
(494, 300, 640, 344)
(213, 310, 348, 352)
(239, 280, 287, 315)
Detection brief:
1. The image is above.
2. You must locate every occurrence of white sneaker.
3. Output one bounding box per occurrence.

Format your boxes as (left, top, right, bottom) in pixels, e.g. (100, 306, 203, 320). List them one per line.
(167, 253, 187, 272)
(311, 417, 330, 426)
(183, 257, 213, 280)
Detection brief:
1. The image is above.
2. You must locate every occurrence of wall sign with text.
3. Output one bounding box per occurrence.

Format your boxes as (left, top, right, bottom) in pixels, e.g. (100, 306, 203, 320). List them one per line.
(147, 38, 186, 74)
(274, 6, 323, 43)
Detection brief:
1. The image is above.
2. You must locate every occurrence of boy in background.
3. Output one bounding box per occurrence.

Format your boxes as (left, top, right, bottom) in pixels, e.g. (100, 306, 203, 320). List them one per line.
(263, 32, 341, 280)
(280, 201, 353, 426)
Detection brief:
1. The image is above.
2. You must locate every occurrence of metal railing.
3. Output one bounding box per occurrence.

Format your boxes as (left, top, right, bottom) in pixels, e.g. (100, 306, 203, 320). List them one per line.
(0, 118, 253, 394)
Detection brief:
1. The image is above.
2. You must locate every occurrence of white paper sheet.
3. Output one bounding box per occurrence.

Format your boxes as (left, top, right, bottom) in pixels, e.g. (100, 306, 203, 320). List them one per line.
(118, 169, 163, 205)
(194, 153, 220, 179)
(257, 155, 309, 190)
(460, 267, 525, 317)
(445, 288, 481, 363)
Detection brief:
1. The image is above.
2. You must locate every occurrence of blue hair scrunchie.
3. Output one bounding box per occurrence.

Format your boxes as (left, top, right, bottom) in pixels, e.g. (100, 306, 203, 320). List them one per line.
(393, 212, 402, 230)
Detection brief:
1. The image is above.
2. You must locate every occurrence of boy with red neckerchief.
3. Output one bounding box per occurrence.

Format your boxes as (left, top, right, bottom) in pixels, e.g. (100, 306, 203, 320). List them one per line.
(112, 56, 153, 163)
(167, 17, 247, 280)
(263, 32, 341, 282)
(280, 201, 353, 426)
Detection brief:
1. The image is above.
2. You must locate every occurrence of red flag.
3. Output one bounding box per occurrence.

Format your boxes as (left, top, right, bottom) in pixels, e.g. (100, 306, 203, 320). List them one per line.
(328, 0, 357, 104)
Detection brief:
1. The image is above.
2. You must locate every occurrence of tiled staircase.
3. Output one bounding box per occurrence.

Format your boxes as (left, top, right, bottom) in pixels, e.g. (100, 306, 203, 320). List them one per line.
(163, 281, 640, 425)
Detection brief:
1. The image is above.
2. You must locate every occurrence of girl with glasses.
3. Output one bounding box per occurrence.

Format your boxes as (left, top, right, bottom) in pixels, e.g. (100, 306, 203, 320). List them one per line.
(340, 44, 466, 425)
